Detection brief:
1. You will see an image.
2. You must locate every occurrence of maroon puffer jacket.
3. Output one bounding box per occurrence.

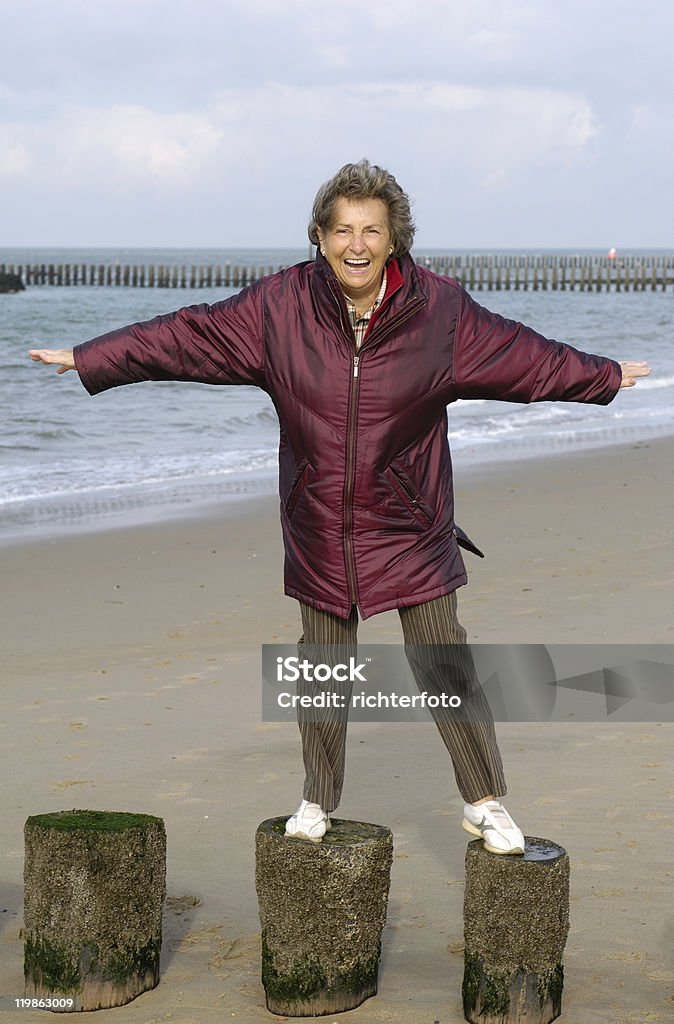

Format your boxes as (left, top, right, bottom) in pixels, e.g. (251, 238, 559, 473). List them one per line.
(74, 253, 622, 619)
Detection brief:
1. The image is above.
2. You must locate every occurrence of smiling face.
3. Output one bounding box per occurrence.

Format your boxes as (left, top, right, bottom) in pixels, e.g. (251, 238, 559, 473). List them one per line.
(317, 197, 392, 312)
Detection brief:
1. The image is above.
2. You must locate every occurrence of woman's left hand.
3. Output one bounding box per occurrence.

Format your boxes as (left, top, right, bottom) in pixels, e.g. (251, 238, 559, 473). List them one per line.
(619, 360, 651, 388)
(28, 348, 76, 374)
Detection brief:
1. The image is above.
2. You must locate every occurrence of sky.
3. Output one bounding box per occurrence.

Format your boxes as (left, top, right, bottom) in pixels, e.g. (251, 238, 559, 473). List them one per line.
(1, 0, 672, 249)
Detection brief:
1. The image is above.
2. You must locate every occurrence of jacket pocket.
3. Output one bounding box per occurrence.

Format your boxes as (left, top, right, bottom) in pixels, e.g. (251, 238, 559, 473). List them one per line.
(386, 465, 434, 527)
(285, 460, 310, 519)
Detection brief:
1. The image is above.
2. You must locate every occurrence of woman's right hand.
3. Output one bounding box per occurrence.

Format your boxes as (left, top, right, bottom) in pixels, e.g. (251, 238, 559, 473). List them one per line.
(28, 349, 76, 374)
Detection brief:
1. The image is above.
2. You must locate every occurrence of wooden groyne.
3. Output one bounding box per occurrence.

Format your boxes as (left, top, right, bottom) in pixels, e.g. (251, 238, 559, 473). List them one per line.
(2, 254, 673, 292)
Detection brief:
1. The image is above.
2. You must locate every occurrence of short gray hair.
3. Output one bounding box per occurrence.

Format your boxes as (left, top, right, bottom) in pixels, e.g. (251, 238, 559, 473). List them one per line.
(308, 159, 416, 258)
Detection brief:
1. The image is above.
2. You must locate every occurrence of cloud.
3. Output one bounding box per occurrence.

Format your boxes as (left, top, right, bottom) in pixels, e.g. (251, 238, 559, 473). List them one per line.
(0, 81, 598, 196)
(0, 127, 30, 178)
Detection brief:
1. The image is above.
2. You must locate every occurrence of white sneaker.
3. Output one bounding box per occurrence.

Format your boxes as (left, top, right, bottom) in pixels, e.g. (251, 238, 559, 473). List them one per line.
(285, 800, 329, 842)
(462, 800, 525, 855)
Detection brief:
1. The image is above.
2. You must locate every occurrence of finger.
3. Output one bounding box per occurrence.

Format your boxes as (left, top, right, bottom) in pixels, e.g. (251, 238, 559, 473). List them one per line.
(620, 361, 650, 374)
(29, 349, 59, 364)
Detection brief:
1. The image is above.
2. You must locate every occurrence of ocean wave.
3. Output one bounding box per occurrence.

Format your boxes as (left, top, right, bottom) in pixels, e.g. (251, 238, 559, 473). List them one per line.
(635, 374, 674, 390)
(0, 449, 278, 506)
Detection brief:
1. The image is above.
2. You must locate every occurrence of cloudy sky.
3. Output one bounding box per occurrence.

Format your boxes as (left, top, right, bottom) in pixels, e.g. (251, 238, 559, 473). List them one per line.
(1, 0, 672, 248)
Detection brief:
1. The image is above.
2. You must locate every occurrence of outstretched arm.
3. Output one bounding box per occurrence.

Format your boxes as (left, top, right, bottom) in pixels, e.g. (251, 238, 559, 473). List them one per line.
(29, 349, 76, 374)
(454, 289, 651, 403)
(28, 284, 266, 395)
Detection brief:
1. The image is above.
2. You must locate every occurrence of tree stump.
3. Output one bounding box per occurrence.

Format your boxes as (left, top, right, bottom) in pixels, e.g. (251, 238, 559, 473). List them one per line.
(24, 810, 166, 1012)
(463, 838, 570, 1024)
(256, 817, 393, 1016)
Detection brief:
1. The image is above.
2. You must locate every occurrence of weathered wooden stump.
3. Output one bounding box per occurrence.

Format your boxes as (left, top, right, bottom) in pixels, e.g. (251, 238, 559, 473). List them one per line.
(463, 837, 569, 1024)
(256, 817, 393, 1016)
(0, 270, 25, 293)
(24, 810, 166, 1012)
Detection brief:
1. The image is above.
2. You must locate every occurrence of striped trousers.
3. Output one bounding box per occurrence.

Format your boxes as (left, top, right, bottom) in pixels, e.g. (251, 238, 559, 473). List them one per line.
(296, 591, 507, 810)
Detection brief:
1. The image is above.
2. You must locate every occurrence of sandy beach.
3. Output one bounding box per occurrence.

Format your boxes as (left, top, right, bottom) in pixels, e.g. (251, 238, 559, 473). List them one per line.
(1, 437, 673, 1024)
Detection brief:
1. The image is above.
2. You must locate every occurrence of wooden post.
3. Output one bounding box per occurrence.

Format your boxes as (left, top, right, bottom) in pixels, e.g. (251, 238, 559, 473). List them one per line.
(24, 810, 166, 1012)
(463, 837, 569, 1024)
(256, 816, 393, 1017)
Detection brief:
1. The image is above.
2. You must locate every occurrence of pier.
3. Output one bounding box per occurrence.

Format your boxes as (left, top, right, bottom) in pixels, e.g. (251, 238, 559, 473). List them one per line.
(2, 254, 673, 292)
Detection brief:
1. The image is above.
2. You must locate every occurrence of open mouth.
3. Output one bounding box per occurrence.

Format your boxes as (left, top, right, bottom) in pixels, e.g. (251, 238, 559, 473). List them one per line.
(344, 258, 370, 271)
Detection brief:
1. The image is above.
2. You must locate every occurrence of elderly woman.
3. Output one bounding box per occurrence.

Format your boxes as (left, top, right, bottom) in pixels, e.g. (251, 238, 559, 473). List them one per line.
(30, 160, 649, 855)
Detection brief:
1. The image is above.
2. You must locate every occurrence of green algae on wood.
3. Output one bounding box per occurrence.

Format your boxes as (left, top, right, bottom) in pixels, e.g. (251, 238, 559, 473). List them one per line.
(256, 816, 392, 1016)
(26, 810, 161, 833)
(463, 837, 569, 1024)
(24, 810, 166, 1011)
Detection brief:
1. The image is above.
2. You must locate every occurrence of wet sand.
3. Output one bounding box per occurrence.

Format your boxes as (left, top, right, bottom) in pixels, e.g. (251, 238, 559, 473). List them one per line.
(1, 438, 673, 1023)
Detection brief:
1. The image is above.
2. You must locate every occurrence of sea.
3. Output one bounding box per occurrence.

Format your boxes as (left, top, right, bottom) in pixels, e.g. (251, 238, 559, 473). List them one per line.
(2, 247, 673, 543)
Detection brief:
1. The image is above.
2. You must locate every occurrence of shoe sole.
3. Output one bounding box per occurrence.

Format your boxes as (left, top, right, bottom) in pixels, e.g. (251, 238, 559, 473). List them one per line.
(284, 830, 323, 843)
(462, 818, 524, 855)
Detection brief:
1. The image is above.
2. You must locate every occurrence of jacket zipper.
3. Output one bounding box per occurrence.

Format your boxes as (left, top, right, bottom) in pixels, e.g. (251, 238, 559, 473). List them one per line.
(286, 460, 310, 518)
(389, 466, 433, 526)
(327, 278, 426, 607)
(343, 355, 360, 602)
(326, 278, 362, 604)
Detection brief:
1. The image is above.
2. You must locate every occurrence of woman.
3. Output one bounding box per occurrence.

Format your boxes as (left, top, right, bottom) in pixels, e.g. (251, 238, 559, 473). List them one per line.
(30, 159, 650, 854)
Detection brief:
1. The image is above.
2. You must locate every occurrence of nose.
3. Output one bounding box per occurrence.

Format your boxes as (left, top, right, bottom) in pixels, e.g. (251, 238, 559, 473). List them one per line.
(349, 233, 366, 254)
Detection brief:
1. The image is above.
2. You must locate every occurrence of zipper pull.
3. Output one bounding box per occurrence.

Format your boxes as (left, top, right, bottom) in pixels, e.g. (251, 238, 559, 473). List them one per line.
(353, 355, 360, 378)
